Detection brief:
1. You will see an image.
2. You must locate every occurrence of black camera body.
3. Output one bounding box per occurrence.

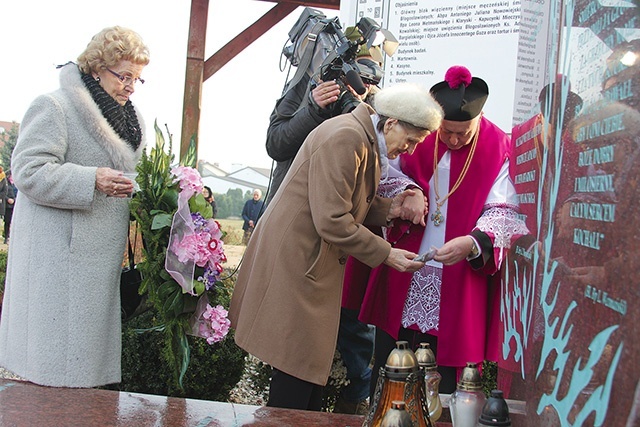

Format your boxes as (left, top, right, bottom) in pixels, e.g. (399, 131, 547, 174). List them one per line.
(315, 18, 361, 82)
(333, 80, 362, 114)
(310, 18, 369, 115)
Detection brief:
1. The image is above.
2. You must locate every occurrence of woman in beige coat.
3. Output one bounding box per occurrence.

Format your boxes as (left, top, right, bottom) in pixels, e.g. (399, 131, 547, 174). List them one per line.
(229, 83, 443, 410)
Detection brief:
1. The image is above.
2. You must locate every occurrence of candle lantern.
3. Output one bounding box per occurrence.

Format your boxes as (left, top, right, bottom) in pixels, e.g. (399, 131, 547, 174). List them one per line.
(449, 362, 486, 427)
(364, 341, 433, 427)
(414, 343, 443, 422)
(477, 389, 511, 426)
(380, 401, 414, 427)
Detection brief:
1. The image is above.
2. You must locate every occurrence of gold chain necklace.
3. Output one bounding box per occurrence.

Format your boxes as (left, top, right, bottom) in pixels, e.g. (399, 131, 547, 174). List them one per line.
(431, 121, 481, 226)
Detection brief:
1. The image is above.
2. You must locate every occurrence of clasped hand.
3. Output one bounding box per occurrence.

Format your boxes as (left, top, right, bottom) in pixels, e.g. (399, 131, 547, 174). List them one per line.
(95, 167, 134, 198)
(387, 188, 428, 226)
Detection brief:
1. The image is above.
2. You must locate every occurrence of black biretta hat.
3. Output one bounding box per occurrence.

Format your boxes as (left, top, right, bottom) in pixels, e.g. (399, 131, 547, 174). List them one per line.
(430, 66, 489, 121)
(538, 74, 583, 120)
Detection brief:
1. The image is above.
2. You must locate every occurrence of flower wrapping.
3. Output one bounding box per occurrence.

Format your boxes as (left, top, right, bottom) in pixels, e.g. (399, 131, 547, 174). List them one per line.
(165, 166, 227, 294)
(165, 166, 201, 294)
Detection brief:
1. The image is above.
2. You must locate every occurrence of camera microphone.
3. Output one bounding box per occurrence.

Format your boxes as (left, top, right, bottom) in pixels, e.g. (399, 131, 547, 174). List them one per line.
(343, 63, 367, 95)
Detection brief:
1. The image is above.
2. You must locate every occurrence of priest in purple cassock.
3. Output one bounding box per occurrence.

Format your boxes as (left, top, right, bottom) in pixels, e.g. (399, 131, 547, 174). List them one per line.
(342, 66, 529, 394)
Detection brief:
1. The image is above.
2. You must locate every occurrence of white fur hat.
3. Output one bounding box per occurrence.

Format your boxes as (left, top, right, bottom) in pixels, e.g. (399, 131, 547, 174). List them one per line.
(373, 83, 443, 131)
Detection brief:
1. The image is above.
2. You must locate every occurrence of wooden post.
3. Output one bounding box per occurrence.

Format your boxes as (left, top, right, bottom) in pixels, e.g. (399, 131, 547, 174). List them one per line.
(180, 0, 209, 162)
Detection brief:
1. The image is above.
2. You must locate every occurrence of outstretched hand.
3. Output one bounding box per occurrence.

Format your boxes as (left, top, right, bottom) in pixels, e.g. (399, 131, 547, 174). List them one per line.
(434, 236, 474, 265)
(384, 248, 424, 273)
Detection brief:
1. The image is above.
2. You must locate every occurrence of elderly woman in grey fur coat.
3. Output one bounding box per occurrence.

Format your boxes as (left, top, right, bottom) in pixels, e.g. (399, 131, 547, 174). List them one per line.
(0, 26, 149, 387)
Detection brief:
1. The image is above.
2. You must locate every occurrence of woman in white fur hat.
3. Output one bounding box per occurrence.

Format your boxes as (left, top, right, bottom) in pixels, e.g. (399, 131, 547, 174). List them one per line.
(229, 82, 443, 411)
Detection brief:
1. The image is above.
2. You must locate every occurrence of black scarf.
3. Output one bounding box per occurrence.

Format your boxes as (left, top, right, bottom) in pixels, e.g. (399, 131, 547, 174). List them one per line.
(81, 72, 142, 150)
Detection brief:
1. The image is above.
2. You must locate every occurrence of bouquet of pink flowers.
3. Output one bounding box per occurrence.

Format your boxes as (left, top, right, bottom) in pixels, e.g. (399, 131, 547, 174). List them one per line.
(165, 165, 230, 343)
(130, 123, 231, 386)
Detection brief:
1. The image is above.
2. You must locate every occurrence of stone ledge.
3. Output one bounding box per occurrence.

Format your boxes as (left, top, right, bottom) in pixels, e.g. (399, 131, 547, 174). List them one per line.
(0, 378, 528, 426)
(0, 378, 365, 427)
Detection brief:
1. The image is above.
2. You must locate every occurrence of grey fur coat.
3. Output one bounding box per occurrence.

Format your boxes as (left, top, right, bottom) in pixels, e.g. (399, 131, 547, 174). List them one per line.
(0, 63, 145, 387)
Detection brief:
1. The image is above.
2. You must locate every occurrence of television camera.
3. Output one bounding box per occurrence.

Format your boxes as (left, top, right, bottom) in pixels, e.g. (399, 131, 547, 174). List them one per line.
(282, 8, 398, 114)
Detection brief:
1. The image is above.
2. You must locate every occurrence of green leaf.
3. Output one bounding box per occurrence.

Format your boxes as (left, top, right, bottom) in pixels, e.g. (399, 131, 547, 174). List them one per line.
(188, 193, 213, 218)
(159, 269, 173, 281)
(172, 300, 185, 318)
(154, 120, 166, 148)
(157, 280, 178, 301)
(163, 290, 183, 317)
(151, 213, 173, 230)
(180, 134, 198, 168)
(177, 329, 191, 388)
(193, 279, 205, 296)
(182, 294, 199, 313)
(160, 188, 179, 209)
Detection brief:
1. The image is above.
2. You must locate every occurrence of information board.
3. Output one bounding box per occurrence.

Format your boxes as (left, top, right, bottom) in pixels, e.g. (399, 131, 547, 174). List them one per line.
(341, 0, 521, 133)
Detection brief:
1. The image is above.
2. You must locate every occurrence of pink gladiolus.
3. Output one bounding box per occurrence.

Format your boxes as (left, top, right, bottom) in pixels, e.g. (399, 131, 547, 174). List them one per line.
(171, 233, 211, 267)
(171, 166, 204, 194)
(200, 304, 230, 344)
(171, 221, 226, 269)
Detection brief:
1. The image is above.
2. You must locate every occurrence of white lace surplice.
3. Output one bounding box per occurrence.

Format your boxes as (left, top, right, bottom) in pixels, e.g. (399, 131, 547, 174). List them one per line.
(391, 155, 526, 333)
(401, 264, 442, 332)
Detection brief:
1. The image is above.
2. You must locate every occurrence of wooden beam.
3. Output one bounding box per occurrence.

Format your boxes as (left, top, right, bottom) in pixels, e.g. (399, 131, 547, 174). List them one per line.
(181, 0, 337, 160)
(203, 2, 299, 81)
(181, 0, 209, 161)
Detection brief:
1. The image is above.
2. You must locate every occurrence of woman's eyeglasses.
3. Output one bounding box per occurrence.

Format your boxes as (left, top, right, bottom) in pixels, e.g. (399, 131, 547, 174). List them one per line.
(106, 68, 145, 86)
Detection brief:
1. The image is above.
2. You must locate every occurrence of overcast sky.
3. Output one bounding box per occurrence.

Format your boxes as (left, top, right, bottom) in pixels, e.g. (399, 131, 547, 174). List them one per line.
(0, 0, 336, 171)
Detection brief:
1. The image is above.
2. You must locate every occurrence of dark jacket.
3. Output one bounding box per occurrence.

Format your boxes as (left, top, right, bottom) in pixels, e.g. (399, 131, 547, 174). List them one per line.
(241, 198, 265, 231)
(265, 75, 332, 205)
(209, 200, 218, 218)
(4, 183, 16, 215)
(0, 177, 7, 217)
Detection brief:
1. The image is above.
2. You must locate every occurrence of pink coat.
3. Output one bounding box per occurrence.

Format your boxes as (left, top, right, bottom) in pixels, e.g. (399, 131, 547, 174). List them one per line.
(344, 116, 510, 367)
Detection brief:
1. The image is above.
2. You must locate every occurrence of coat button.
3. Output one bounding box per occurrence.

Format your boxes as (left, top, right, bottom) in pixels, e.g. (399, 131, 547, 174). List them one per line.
(339, 256, 347, 265)
(366, 195, 373, 203)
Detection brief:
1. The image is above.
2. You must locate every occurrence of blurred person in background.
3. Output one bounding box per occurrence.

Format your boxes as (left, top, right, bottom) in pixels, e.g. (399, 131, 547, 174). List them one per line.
(241, 189, 264, 245)
(0, 167, 8, 243)
(203, 185, 218, 218)
(2, 174, 16, 244)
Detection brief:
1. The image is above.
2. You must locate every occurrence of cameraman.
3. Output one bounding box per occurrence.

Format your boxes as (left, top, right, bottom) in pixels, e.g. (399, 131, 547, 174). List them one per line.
(265, 30, 382, 206)
(263, 27, 383, 415)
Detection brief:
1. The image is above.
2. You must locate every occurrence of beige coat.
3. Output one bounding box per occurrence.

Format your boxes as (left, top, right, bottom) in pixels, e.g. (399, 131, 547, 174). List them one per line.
(229, 103, 392, 385)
